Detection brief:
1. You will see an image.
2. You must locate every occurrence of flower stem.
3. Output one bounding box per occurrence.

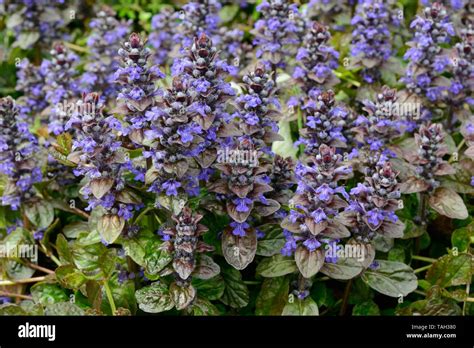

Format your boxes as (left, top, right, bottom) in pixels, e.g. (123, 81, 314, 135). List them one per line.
(414, 264, 432, 274)
(411, 255, 436, 263)
(0, 291, 33, 300)
(463, 283, 470, 315)
(24, 262, 55, 275)
(339, 279, 353, 316)
(0, 276, 46, 286)
(104, 280, 116, 316)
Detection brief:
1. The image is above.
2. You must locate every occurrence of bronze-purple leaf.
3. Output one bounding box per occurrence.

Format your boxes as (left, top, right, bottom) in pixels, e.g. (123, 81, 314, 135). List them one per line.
(222, 228, 257, 270)
(90, 177, 114, 199)
(294, 246, 325, 278)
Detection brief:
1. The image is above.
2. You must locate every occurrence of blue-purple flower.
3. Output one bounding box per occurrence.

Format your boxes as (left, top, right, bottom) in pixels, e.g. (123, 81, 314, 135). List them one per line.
(0, 97, 42, 210)
(252, 0, 305, 70)
(80, 6, 130, 99)
(281, 144, 352, 278)
(350, 0, 400, 83)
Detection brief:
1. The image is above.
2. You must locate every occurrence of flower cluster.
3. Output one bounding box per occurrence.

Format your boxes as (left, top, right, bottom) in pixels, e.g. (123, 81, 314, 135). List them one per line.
(234, 63, 282, 154)
(351, 0, 399, 83)
(281, 144, 352, 278)
(15, 59, 47, 118)
(297, 90, 349, 156)
(307, 0, 355, 31)
(210, 138, 280, 237)
(174, 33, 235, 169)
(158, 207, 215, 310)
(0, 97, 42, 210)
(420, 0, 466, 12)
(344, 157, 404, 243)
(447, 36, 474, 121)
(267, 155, 296, 210)
(175, 0, 222, 49)
(115, 33, 165, 145)
(218, 27, 249, 71)
(66, 93, 141, 235)
(403, 3, 455, 103)
(149, 7, 177, 66)
(293, 21, 339, 96)
(3, 0, 69, 49)
(161, 207, 213, 283)
(144, 77, 202, 198)
(252, 0, 305, 70)
(41, 42, 79, 135)
(80, 6, 130, 99)
(351, 86, 402, 158)
(410, 123, 454, 192)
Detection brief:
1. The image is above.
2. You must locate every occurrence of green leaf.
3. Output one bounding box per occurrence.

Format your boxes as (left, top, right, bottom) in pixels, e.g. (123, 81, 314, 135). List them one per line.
(30, 282, 69, 306)
(361, 260, 417, 297)
(13, 32, 40, 49)
(55, 265, 87, 289)
(56, 234, 73, 264)
(273, 120, 297, 159)
(189, 297, 220, 316)
(0, 304, 28, 315)
(135, 281, 174, 313)
(24, 200, 54, 229)
(20, 300, 44, 315)
(397, 290, 462, 315)
(388, 245, 406, 263)
(426, 253, 472, 288)
(282, 297, 319, 316)
(6, 260, 35, 280)
(121, 237, 146, 267)
(311, 282, 336, 308)
(401, 219, 425, 239)
(102, 277, 137, 315)
(54, 133, 73, 155)
(63, 221, 89, 239)
(144, 241, 173, 275)
(348, 278, 374, 305)
(451, 224, 474, 252)
(71, 242, 115, 280)
(352, 300, 380, 316)
(256, 254, 298, 277)
(44, 302, 85, 316)
(256, 226, 286, 257)
(192, 275, 225, 301)
(255, 277, 289, 315)
(220, 267, 249, 309)
(170, 282, 196, 310)
(320, 255, 365, 280)
(219, 4, 239, 23)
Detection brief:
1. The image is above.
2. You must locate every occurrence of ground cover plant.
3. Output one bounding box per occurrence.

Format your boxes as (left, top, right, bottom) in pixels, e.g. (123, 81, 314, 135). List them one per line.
(0, 0, 472, 317)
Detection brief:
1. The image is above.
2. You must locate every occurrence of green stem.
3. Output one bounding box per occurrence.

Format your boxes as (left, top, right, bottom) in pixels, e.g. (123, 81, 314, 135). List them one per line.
(463, 283, 470, 316)
(0, 276, 46, 286)
(411, 255, 436, 263)
(39, 242, 62, 267)
(414, 264, 432, 274)
(339, 279, 353, 316)
(134, 206, 153, 224)
(243, 281, 261, 285)
(104, 280, 116, 316)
